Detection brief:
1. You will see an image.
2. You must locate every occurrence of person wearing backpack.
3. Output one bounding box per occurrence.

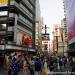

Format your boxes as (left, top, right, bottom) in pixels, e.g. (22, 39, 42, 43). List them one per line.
(34, 57, 42, 75)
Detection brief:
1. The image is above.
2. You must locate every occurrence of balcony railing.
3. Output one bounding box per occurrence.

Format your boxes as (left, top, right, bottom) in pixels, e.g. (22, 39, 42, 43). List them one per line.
(18, 18, 32, 30)
(22, 0, 33, 11)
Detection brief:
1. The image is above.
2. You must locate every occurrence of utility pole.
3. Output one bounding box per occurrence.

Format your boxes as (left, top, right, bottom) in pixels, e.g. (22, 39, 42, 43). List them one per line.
(45, 24, 47, 34)
(42, 24, 50, 52)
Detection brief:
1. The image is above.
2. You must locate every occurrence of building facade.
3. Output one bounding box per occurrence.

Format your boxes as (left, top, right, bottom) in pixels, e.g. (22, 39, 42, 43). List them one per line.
(64, 0, 75, 56)
(53, 24, 65, 56)
(35, 0, 43, 51)
(0, 0, 36, 52)
(61, 18, 68, 56)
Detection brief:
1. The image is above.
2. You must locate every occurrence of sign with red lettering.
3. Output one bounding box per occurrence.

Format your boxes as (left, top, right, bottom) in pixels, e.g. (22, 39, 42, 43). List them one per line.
(22, 35, 32, 46)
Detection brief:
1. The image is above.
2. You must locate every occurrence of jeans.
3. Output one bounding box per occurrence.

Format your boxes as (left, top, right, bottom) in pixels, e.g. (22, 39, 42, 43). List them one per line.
(30, 69, 34, 75)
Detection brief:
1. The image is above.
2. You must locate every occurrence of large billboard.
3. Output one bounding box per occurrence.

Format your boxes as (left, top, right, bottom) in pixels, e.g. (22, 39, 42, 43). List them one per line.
(16, 31, 32, 47)
(66, 0, 75, 44)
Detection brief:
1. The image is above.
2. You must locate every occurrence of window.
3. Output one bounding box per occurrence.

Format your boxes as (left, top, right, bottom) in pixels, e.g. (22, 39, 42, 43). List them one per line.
(23, 0, 33, 11)
(0, 24, 6, 30)
(20, 3, 33, 18)
(19, 14, 32, 27)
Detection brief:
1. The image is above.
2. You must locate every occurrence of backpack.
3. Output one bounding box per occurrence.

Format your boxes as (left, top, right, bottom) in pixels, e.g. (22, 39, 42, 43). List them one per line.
(35, 60, 42, 71)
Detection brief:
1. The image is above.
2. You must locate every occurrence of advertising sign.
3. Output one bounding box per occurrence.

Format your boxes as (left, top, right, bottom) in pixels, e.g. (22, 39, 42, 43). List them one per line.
(42, 41, 49, 44)
(0, 0, 8, 16)
(0, 0, 8, 7)
(0, 11, 8, 16)
(42, 34, 50, 40)
(66, 0, 75, 44)
(16, 31, 32, 47)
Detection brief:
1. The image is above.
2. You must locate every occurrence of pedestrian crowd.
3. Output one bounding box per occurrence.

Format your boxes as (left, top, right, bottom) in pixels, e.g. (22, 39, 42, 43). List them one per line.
(0, 53, 74, 75)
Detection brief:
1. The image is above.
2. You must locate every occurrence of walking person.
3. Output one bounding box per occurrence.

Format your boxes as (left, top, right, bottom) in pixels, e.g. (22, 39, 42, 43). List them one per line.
(71, 57, 75, 75)
(29, 57, 35, 75)
(43, 59, 49, 75)
(7, 56, 12, 75)
(49, 57, 54, 72)
(11, 57, 18, 75)
(23, 58, 29, 75)
(34, 57, 42, 75)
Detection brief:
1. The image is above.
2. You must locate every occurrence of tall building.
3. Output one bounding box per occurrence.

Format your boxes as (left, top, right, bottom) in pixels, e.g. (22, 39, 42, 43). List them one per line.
(64, 0, 75, 56)
(35, 18, 43, 49)
(0, 0, 36, 53)
(53, 24, 64, 56)
(35, 0, 43, 51)
(61, 18, 68, 56)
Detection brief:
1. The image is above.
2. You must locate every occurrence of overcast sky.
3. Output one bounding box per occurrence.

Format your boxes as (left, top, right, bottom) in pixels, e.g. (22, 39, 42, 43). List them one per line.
(39, 0, 64, 40)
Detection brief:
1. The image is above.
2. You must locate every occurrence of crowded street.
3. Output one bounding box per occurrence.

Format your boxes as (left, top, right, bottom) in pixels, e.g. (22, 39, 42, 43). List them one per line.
(0, 54, 74, 75)
(0, 0, 75, 75)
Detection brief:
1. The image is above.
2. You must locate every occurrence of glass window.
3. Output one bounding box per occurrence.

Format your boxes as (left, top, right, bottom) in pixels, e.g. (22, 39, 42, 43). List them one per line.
(20, 3, 33, 18)
(23, 0, 33, 11)
(0, 24, 6, 30)
(19, 14, 32, 27)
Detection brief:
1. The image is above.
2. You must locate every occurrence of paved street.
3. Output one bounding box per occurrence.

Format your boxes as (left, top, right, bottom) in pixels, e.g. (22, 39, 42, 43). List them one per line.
(0, 66, 72, 75)
(0, 70, 23, 75)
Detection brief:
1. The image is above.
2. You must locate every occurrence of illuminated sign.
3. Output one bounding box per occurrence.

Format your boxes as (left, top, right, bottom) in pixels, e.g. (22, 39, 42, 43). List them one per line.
(0, 0, 8, 7)
(0, 11, 8, 16)
(42, 41, 49, 44)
